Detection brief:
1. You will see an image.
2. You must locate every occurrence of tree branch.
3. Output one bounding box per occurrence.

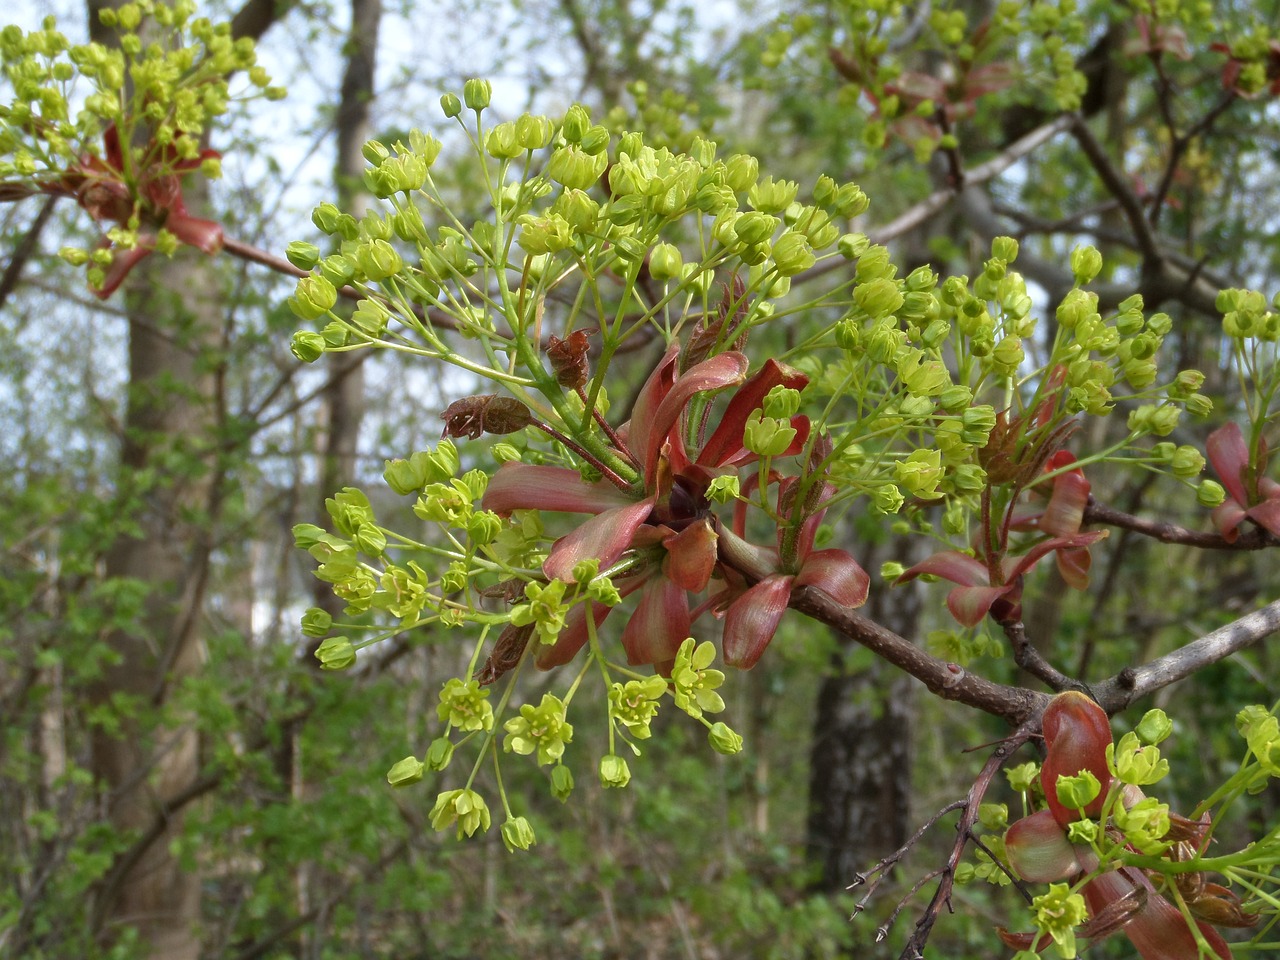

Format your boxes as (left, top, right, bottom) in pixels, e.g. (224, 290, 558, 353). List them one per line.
(1095, 598, 1280, 711)
(1084, 497, 1280, 550)
(789, 585, 1049, 725)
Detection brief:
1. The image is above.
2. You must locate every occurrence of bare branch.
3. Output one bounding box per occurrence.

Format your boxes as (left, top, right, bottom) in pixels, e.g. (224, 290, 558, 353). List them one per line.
(1095, 598, 1280, 711)
(1084, 498, 1280, 551)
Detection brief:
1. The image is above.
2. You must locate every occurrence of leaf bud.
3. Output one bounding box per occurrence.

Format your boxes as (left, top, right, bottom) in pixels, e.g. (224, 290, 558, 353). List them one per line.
(1070, 244, 1103, 284)
(501, 816, 537, 852)
(386, 755, 425, 787)
(771, 230, 815, 275)
(463, 78, 492, 111)
(315, 636, 356, 670)
(301, 607, 333, 638)
(1196, 479, 1226, 507)
(708, 721, 744, 755)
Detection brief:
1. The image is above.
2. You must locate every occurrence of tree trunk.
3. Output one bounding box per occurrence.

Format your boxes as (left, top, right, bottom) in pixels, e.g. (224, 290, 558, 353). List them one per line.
(806, 540, 922, 894)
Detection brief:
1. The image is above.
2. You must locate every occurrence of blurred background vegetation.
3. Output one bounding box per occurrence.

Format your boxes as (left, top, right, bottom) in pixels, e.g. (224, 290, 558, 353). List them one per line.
(2, 0, 1278, 957)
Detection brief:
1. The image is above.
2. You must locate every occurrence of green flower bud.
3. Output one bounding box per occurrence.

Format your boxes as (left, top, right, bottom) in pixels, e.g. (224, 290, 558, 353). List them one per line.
(423, 736, 454, 771)
(318, 254, 355, 287)
(961, 406, 997, 445)
(562, 104, 590, 141)
(743, 410, 797, 457)
(1135, 708, 1174, 746)
(749, 175, 799, 213)
(880, 561, 906, 580)
(301, 607, 333, 638)
(599, 754, 631, 788)
(813, 174, 838, 207)
(763, 385, 802, 419)
(1005, 761, 1040, 793)
(1170, 445, 1205, 478)
(550, 764, 574, 802)
(1113, 796, 1171, 854)
(1169, 369, 1206, 399)
(545, 145, 604, 193)
(501, 816, 537, 852)
(834, 318, 861, 353)
(485, 121, 522, 159)
(950, 463, 987, 493)
(1067, 818, 1099, 845)
(440, 92, 462, 118)
(990, 335, 1024, 375)
(895, 449, 944, 499)
(833, 182, 870, 218)
(579, 124, 610, 155)
(290, 330, 326, 363)
(1070, 244, 1103, 284)
(706, 475, 740, 504)
(555, 189, 599, 231)
(1197, 479, 1226, 507)
(1185, 394, 1214, 417)
(362, 138, 390, 165)
(854, 277, 904, 318)
(771, 230, 815, 276)
(837, 232, 869, 260)
(516, 113, 554, 150)
(734, 211, 778, 245)
(991, 235, 1019, 263)
(1055, 770, 1101, 812)
(873, 483, 905, 515)
(649, 242, 683, 282)
(286, 241, 321, 271)
(724, 153, 759, 192)
(315, 636, 356, 670)
(429, 788, 491, 838)
(855, 245, 893, 283)
(290, 274, 338, 321)
(311, 202, 342, 234)
(708, 721, 744, 755)
(357, 240, 403, 282)
(463, 78, 492, 111)
(938, 384, 973, 411)
(386, 755, 425, 787)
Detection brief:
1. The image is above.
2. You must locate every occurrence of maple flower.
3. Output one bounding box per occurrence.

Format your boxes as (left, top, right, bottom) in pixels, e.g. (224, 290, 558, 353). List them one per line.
(1000, 692, 1241, 960)
(482, 343, 823, 671)
(51, 124, 223, 297)
(1205, 421, 1280, 541)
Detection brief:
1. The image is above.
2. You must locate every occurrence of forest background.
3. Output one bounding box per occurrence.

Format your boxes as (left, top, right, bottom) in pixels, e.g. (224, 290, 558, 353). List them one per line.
(2, 0, 1279, 958)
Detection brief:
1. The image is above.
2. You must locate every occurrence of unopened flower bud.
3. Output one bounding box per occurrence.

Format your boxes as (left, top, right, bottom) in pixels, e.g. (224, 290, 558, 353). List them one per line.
(708, 721, 744, 755)
(724, 154, 759, 192)
(315, 636, 356, 670)
(362, 138, 390, 165)
(1070, 244, 1103, 284)
(516, 113, 554, 150)
(771, 231, 815, 275)
(286, 241, 320, 270)
(425, 736, 454, 771)
(546, 145, 607, 191)
(501, 816, 536, 852)
(833, 182, 869, 217)
(485, 121, 522, 159)
(301, 607, 332, 638)
(311, 201, 342, 234)
(440, 92, 462, 118)
(837, 232, 869, 260)
(1170, 445, 1205, 478)
(749, 175, 799, 213)
(649, 242, 683, 282)
(386, 755, 425, 787)
(854, 277, 904, 318)
(991, 235, 1019, 263)
(1185, 394, 1214, 417)
(872, 484, 905, 515)
(550, 764, 574, 801)
(290, 330, 326, 362)
(1197, 479, 1226, 507)
(599, 754, 631, 788)
(463, 78, 492, 110)
(358, 239, 404, 282)
(289, 274, 338, 320)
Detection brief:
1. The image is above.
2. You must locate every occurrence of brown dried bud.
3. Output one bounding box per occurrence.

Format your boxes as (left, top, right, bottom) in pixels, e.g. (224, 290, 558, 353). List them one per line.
(475, 623, 533, 686)
(441, 395, 535, 439)
(546, 328, 593, 388)
(682, 276, 750, 371)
